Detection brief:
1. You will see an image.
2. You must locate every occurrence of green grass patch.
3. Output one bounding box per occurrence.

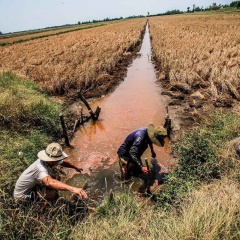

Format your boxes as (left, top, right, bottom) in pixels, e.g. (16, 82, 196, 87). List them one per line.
(0, 71, 62, 135)
(0, 71, 83, 239)
(0, 71, 63, 195)
(96, 192, 140, 219)
(0, 196, 85, 239)
(156, 110, 240, 209)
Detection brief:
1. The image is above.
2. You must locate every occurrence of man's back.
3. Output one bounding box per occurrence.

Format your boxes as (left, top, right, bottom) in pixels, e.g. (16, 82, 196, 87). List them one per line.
(14, 159, 52, 200)
(117, 127, 149, 158)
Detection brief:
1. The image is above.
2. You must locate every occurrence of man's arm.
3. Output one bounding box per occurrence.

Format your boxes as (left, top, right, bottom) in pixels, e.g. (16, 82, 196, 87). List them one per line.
(129, 134, 149, 174)
(129, 150, 149, 174)
(60, 160, 83, 172)
(42, 176, 88, 199)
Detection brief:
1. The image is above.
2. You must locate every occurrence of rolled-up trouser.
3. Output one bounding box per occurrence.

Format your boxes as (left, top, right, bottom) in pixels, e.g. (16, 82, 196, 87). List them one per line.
(118, 156, 142, 179)
(118, 156, 129, 179)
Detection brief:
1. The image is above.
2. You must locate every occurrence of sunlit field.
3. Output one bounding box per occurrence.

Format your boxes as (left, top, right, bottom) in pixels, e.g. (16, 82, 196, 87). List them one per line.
(0, 19, 146, 95)
(149, 13, 240, 102)
(1, 12, 240, 239)
(0, 21, 116, 45)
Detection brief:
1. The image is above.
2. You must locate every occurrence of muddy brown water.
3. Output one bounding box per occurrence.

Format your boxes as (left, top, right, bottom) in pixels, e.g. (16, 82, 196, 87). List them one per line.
(63, 24, 174, 202)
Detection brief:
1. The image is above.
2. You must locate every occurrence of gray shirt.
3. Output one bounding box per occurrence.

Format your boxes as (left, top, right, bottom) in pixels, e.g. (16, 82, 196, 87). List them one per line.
(14, 159, 53, 200)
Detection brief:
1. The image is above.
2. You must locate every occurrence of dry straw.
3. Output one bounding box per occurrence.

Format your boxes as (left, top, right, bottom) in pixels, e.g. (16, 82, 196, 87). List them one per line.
(149, 14, 240, 101)
(0, 19, 146, 94)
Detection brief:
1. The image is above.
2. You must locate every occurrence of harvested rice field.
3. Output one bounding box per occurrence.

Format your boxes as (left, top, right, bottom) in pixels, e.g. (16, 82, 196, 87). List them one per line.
(0, 19, 146, 97)
(149, 13, 240, 125)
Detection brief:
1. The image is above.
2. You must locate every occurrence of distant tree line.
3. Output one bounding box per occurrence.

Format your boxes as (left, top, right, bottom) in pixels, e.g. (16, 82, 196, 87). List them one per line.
(1, 1, 239, 34)
(147, 1, 239, 18)
(126, 15, 145, 19)
(78, 16, 124, 25)
(186, 1, 240, 13)
(78, 15, 145, 25)
(151, 9, 183, 17)
(230, 1, 240, 8)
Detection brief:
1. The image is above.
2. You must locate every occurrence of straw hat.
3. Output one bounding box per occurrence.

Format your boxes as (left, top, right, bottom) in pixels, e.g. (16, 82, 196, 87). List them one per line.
(37, 143, 68, 162)
(147, 124, 167, 147)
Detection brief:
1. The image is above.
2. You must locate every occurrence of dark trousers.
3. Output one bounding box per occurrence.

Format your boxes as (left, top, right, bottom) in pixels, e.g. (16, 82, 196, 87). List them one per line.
(118, 156, 145, 179)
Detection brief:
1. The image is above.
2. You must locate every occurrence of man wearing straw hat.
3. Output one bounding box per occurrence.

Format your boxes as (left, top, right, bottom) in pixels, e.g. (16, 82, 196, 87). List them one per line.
(117, 124, 167, 179)
(14, 142, 88, 203)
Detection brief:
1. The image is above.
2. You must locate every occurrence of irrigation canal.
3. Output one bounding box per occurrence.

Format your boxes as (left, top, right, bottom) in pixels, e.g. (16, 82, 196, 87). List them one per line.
(64, 24, 174, 201)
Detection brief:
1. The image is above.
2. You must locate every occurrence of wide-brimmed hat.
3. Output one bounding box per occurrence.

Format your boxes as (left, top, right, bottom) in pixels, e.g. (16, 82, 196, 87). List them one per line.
(147, 124, 167, 147)
(37, 142, 68, 162)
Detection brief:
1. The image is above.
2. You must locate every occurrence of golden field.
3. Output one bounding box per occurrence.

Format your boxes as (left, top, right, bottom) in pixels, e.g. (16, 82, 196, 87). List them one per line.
(1, 13, 240, 239)
(149, 13, 240, 103)
(0, 19, 146, 95)
(0, 22, 109, 45)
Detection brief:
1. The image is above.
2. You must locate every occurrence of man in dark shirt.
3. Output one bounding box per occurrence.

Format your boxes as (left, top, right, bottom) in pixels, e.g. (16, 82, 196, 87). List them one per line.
(117, 124, 167, 179)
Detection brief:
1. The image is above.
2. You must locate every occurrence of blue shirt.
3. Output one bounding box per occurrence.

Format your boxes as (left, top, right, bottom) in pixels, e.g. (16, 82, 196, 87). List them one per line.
(117, 128, 151, 168)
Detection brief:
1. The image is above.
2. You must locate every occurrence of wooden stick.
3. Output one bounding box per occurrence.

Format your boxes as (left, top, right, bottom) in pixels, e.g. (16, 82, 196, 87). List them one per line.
(78, 92, 96, 120)
(59, 113, 71, 147)
(145, 158, 150, 173)
(94, 106, 101, 120)
(119, 157, 125, 180)
(80, 107, 83, 125)
(109, 189, 114, 202)
(164, 106, 172, 137)
(145, 158, 151, 182)
(73, 119, 80, 133)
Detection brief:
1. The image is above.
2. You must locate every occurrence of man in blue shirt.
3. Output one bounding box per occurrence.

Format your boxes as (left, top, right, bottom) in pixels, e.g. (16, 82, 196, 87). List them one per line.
(117, 124, 167, 179)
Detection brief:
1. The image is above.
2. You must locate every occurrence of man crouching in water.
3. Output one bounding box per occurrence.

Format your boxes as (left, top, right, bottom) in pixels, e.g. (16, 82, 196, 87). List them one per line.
(14, 142, 88, 203)
(117, 124, 169, 196)
(117, 124, 167, 180)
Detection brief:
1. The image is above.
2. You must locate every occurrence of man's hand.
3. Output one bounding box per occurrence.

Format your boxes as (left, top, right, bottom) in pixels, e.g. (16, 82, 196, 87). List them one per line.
(151, 151, 156, 158)
(141, 166, 149, 174)
(71, 187, 88, 199)
(42, 176, 88, 199)
(75, 166, 83, 173)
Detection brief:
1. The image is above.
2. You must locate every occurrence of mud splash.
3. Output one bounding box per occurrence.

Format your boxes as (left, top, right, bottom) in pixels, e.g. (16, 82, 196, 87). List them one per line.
(63, 24, 174, 200)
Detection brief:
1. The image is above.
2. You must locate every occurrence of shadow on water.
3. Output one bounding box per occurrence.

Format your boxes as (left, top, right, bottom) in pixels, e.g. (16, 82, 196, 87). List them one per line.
(63, 23, 174, 202)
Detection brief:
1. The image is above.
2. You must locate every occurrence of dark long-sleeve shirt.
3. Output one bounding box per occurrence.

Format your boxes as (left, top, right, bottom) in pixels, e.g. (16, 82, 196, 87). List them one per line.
(117, 128, 151, 168)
